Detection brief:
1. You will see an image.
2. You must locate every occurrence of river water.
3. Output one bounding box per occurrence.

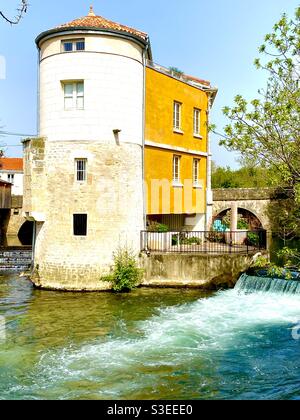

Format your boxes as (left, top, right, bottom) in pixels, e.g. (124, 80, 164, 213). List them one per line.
(1, 272, 300, 400)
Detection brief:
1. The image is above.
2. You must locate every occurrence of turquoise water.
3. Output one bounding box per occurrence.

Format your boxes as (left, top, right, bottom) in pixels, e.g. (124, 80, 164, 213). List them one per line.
(1, 272, 300, 400)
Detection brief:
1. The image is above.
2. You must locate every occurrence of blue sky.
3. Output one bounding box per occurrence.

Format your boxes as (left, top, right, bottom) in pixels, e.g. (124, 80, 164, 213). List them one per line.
(0, 0, 299, 167)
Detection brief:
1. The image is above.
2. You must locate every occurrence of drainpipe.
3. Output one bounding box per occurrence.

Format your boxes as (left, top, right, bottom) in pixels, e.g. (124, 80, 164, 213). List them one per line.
(36, 46, 40, 136)
(205, 94, 213, 231)
(142, 40, 149, 230)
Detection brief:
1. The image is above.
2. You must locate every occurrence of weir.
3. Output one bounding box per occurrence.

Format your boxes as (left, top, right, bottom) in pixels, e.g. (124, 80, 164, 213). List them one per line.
(235, 273, 300, 295)
(0, 246, 32, 271)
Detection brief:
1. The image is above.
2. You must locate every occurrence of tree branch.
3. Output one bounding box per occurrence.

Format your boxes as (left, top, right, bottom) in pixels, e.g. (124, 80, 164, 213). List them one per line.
(0, 1, 28, 25)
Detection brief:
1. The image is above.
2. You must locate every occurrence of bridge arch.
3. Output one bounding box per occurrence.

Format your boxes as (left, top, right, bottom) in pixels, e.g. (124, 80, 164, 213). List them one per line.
(18, 221, 34, 246)
(213, 206, 264, 230)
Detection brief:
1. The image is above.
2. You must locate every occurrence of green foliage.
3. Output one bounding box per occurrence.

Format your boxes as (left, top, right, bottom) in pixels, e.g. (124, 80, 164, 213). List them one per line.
(171, 234, 202, 246)
(237, 219, 249, 230)
(102, 248, 144, 293)
(206, 231, 225, 243)
(181, 236, 202, 245)
(268, 194, 300, 240)
(169, 67, 184, 77)
(183, 237, 202, 245)
(251, 255, 292, 280)
(277, 246, 300, 268)
(267, 265, 291, 280)
(247, 232, 260, 246)
(222, 210, 249, 230)
(147, 222, 169, 233)
(216, 7, 300, 240)
(251, 255, 270, 269)
(212, 162, 274, 189)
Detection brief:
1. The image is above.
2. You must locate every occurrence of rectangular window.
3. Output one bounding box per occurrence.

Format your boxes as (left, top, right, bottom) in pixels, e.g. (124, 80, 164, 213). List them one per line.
(73, 214, 87, 236)
(173, 155, 181, 184)
(63, 42, 73, 52)
(8, 174, 15, 185)
(193, 108, 201, 136)
(76, 40, 85, 51)
(193, 159, 200, 185)
(173, 101, 182, 130)
(64, 82, 84, 110)
(75, 159, 87, 182)
(63, 39, 85, 52)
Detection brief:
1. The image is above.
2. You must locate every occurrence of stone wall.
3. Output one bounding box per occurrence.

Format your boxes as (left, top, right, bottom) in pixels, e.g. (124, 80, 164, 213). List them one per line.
(6, 195, 25, 238)
(140, 252, 264, 290)
(24, 139, 144, 290)
(212, 188, 280, 230)
(213, 188, 277, 201)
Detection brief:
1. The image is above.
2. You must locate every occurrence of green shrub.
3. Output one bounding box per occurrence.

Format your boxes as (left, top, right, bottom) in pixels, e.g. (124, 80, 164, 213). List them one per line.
(181, 236, 202, 245)
(247, 232, 260, 246)
(250, 256, 292, 280)
(251, 255, 270, 269)
(171, 233, 202, 246)
(206, 231, 225, 243)
(237, 218, 249, 230)
(222, 210, 249, 230)
(147, 222, 169, 233)
(102, 247, 144, 293)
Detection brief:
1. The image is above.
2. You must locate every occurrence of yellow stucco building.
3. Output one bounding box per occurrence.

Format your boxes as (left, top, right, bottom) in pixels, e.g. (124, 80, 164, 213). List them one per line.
(145, 62, 217, 231)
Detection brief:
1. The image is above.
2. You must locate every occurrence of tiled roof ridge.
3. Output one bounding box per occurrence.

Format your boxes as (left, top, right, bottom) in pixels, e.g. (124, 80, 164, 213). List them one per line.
(55, 9, 148, 41)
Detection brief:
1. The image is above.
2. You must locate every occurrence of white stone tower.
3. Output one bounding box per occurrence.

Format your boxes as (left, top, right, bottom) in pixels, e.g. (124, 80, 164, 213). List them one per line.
(23, 7, 151, 290)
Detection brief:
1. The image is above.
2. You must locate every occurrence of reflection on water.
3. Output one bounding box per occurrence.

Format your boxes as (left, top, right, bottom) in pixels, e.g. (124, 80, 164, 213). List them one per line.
(1, 272, 300, 400)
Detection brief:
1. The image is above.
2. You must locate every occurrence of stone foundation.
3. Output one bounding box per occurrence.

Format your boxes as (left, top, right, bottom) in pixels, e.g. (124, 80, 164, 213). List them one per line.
(29, 251, 267, 292)
(140, 252, 266, 290)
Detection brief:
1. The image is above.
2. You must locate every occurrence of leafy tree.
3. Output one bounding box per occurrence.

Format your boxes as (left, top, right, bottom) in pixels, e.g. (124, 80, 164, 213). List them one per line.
(212, 162, 274, 189)
(0, 1, 28, 24)
(219, 7, 299, 188)
(215, 7, 300, 240)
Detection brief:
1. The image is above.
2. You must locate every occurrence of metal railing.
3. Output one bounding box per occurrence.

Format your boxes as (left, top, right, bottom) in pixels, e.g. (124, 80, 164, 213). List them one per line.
(141, 230, 267, 254)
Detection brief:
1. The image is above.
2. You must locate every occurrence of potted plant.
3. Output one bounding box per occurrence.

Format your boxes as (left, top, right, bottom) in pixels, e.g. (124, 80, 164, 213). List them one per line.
(147, 222, 172, 251)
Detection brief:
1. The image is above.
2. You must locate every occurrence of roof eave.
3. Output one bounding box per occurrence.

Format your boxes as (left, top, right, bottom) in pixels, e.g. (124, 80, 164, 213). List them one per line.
(35, 26, 149, 50)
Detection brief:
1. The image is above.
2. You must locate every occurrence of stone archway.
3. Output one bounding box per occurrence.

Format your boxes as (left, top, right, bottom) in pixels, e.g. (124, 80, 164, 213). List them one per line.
(213, 207, 264, 230)
(213, 200, 270, 230)
(18, 221, 34, 246)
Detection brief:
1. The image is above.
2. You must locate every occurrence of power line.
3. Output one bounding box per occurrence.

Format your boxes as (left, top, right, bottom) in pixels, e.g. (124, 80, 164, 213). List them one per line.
(0, 130, 36, 137)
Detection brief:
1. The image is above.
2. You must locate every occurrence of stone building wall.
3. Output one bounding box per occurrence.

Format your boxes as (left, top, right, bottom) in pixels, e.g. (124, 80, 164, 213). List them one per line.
(24, 139, 144, 290)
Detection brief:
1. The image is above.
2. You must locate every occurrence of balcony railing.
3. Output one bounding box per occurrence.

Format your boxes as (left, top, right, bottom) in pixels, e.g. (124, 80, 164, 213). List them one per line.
(141, 230, 267, 255)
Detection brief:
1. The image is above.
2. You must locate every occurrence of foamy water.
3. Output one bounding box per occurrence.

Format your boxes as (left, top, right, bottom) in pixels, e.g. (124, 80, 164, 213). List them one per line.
(1, 275, 300, 400)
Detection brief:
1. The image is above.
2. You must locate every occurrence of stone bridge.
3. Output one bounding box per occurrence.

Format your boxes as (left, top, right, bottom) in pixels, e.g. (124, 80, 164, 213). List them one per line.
(212, 188, 283, 230)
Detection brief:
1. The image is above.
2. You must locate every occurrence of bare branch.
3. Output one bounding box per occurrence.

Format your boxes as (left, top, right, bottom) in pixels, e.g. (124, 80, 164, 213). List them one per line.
(0, 1, 28, 25)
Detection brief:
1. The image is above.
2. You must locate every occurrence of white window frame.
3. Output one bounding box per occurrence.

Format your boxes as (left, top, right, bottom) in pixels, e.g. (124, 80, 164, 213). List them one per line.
(173, 101, 182, 131)
(75, 159, 87, 182)
(193, 108, 201, 136)
(64, 82, 84, 110)
(173, 155, 181, 185)
(8, 173, 15, 185)
(193, 159, 200, 186)
(62, 39, 85, 52)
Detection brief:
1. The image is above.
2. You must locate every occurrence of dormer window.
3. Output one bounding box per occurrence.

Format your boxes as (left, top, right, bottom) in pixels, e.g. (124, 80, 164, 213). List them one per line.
(62, 39, 85, 52)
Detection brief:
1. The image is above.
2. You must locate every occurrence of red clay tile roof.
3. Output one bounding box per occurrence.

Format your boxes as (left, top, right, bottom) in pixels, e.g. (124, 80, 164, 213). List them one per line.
(0, 158, 23, 172)
(56, 7, 148, 41)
